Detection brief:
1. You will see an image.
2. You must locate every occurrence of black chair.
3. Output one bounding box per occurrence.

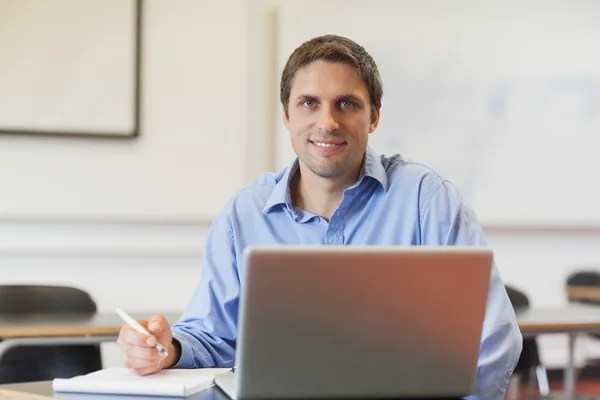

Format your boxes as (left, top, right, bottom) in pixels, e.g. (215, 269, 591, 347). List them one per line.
(0, 285, 103, 384)
(566, 270, 600, 288)
(505, 285, 549, 399)
(565, 269, 600, 371)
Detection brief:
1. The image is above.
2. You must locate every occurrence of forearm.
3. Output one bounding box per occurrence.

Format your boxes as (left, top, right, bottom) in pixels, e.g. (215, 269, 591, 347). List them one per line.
(471, 265, 522, 399)
(162, 205, 240, 369)
(166, 325, 236, 369)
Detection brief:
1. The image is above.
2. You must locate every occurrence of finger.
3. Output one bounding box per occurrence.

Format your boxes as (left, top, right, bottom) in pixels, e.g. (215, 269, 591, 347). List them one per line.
(147, 314, 169, 335)
(126, 344, 168, 360)
(125, 355, 164, 375)
(118, 325, 156, 348)
(124, 355, 161, 373)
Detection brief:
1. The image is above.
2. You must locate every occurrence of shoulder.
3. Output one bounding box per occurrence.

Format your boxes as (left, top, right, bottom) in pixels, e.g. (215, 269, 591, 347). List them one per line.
(378, 153, 457, 210)
(378, 154, 485, 244)
(381, 153, 445, 184)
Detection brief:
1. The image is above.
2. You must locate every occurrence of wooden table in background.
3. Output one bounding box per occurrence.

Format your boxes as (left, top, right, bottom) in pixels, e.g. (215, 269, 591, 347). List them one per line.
(566, 285, 600, 303)
(517, 303, 600, 400)
(0, 311, 182, 360)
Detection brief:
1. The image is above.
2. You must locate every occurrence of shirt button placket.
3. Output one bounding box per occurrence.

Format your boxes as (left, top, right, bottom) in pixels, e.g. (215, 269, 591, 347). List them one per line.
(325, 223, 345, 245)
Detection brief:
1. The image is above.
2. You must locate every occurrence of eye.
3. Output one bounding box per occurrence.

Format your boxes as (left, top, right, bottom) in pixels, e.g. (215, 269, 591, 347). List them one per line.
(339, 100, 355, 108)
(301, 99, 316, 108)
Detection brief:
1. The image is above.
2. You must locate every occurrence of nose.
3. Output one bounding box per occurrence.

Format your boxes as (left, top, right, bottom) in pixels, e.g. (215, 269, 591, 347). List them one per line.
(316, 106, 339, 134)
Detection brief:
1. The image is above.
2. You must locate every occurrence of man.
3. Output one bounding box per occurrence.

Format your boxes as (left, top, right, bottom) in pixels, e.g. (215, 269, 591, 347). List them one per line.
(117, 34, 522, 399)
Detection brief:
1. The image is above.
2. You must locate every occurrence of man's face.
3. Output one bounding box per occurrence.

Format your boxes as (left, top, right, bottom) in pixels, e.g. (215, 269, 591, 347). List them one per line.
(284, 60, 379, 180)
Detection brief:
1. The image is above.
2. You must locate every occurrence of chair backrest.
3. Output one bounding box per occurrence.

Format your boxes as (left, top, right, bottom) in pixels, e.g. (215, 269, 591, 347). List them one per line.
(0, 285, 102, 384)
(505, 284, 530, 310)
(504, 284, 539, 373)
(567, 270, 600, 286)
(0, 285, 96, 314)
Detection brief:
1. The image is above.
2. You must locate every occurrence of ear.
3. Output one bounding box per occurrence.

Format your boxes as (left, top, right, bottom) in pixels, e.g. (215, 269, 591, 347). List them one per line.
(283, 106, 291, 131)
(368, 107, 381, 134)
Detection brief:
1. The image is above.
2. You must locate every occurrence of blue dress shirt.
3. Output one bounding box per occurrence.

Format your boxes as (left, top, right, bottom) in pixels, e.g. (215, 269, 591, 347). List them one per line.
(171, 146, 522, 400)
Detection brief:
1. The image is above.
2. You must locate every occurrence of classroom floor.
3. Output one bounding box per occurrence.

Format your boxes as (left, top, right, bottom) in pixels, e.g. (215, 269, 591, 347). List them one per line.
(516, 371, 600, 399)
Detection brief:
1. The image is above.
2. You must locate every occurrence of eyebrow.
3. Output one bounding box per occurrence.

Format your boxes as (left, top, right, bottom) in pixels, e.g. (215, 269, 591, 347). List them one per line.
(295, 94, 364, 104)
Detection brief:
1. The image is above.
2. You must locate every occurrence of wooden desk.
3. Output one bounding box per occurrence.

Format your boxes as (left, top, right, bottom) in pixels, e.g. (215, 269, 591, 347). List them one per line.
(0, 380, 466, 400)
(517, 303, 600, 335)
(0, 312, 182, 360)
(0, 381, 220, 400)
(516, 303, 600, 400)
(566, 285, 600, 303)
(0, 312, 182, 339)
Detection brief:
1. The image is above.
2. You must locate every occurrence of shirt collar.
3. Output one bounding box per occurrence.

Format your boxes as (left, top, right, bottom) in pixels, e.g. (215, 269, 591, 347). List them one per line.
(262, 145, 389, 214)
(361, 145, 389, 191)
(262, 159, 298, 214)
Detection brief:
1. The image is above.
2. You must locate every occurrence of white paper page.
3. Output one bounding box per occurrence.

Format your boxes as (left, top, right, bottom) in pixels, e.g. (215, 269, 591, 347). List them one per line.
(52, 367, 231, 397)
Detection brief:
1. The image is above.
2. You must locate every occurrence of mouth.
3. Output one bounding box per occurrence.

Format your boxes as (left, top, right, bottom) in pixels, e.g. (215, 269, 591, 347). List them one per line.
(309, 140, 346, 152)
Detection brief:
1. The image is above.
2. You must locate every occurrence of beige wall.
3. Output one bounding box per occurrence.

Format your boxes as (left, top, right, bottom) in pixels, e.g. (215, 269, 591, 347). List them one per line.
(0, 0, 273, 221)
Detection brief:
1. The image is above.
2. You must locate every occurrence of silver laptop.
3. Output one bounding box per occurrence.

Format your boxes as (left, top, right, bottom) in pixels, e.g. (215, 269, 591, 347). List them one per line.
(214, 245, 493, 399)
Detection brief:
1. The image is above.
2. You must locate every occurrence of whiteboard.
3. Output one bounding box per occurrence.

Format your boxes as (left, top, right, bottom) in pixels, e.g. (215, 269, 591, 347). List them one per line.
(0, 0, 138, 137)
(275, 0, 600, 227)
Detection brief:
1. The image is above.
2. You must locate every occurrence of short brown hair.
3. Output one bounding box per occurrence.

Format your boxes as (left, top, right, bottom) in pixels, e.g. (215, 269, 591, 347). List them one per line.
(280, 34, 383, 118)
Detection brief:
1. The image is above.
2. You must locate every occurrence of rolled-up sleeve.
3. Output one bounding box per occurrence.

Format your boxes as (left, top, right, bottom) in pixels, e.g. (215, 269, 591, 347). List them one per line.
(170, 207, 240, 369)
(420, 180, 523, 400)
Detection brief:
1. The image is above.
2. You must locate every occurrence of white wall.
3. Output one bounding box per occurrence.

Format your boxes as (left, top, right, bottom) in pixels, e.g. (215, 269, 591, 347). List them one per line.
(1, 0, 599, 370)
(0, 0, 273, 221)
(274, 0, 600, 228)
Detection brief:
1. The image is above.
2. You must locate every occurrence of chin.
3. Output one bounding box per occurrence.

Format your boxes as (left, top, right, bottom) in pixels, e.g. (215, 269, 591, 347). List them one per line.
(310, 164, 351, 179)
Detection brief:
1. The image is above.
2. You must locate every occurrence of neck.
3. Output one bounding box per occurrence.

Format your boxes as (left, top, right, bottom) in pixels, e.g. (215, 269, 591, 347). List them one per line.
(291, 162, 362, 221)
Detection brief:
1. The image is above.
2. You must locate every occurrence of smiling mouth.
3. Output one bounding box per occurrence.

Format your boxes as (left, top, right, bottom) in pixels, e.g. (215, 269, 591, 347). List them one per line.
(312, 142, 339, 148)
(310, 140, 345, 147)
(309, 140, 346, 153)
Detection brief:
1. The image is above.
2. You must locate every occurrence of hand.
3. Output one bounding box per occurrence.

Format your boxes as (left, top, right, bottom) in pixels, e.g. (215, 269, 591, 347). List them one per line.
(117, 314, 176, 375)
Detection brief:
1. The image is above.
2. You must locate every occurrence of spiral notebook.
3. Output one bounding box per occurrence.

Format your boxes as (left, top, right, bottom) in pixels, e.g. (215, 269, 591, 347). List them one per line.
(52, 367, 231, 398)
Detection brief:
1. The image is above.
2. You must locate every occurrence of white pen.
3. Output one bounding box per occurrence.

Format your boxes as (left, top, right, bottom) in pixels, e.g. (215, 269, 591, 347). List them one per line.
(116, 308, 168, 355)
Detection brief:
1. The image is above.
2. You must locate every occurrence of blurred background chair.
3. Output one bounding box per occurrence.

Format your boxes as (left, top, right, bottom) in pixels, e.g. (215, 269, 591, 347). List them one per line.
(506, 284, 550, 399)
(566, 270, 600, 307)
(566, 269, 600, 373)
(0, 285, 103, 384)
